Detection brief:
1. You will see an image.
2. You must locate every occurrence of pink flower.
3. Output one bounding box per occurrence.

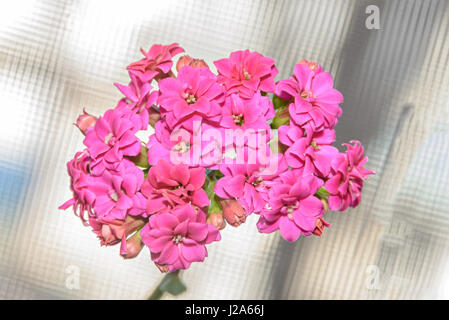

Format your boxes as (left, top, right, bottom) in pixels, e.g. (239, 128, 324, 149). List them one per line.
(89, 214, 146, 246)
(146, 119, 223, 168)
(140, 204, 221, 271)
(89, 159, 146, 220)
(158, 66, 224, 130)
(219, 198, 246, 227)
(220, 92, 274, 131)
(59, 150, 96, 222)
(214, 155, 287, 214)
(283, 128, 339, 178)
(75, 109, 97, 135)
(176, 55, 208, 71)
(83, 108, 142, 176)
(114, 71, 159, 130)
(257, 170, 324, 242)
(127, 43, 184, 82)
(275, 63, 343, 131)
(214, 50, 278, 99)
(325, 141, 374, 211)
(141, 160, 209, 215)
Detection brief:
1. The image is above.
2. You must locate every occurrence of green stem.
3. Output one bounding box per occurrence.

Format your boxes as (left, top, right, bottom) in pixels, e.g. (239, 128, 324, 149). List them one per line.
(147, 270, 184, 300)
(148, 286, 164, 300)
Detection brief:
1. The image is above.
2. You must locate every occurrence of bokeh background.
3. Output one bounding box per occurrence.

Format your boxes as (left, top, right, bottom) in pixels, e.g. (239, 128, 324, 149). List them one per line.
(1, 0, 449, 299)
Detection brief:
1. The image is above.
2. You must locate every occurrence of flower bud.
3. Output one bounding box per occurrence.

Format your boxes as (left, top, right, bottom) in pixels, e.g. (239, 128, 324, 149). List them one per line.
(120, 231, 144, 259)
(313, 217, 330, 237)
(75, 109, 97, 135)
(91, 215, 146, 246)
(207, 212, 226, 230)
(176, 55, 208, 72)
(219, 199, 246, 227)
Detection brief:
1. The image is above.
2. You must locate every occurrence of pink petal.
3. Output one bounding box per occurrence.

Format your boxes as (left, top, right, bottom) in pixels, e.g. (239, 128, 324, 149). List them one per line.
(187, 222, 208, 242)
(279, 217, 301, 242)
(192, 189, 210, 207)
(180, 244, 206, 262)
(158, 243, 179, 264)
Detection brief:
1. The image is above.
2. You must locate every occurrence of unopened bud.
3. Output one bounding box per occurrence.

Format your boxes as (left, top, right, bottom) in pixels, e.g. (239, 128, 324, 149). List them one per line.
(219, 199, 246, 227)
(75, 109, 97, 135)
(176, 55, 208, 72)
(313, 217, 330, 237)
(120, 231, 144, 259)
(207, 212, 226, 230)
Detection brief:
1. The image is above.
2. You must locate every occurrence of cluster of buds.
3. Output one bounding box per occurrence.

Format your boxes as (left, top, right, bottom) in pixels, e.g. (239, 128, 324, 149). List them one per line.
(60, 43, 374, 272)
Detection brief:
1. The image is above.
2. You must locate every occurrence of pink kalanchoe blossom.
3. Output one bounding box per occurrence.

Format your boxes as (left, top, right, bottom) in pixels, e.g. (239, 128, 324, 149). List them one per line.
(83, 108, 142, 176)
(114, 71, 159, 130)
(220, 92, 274, 131)
(75, 109, 97, 135)
(89, 214, 146, 246)
(89, 159, 146, 221)
(214, 50, 278, 99)
(146, 119, 224, 168)
(140, 204, 221, 272)
(176, 55, 208, 72)
(59, 150, 96, 222)
(214, 155, 287, 214)
(283, 128, 339, 178)
(158, 66, 224, 130)
(257, 170, 324, 242)
(141, 160, 209, 215)
(325, 141, 375, 211)
(275, 63, 343, 131)
(127, 43, 184, 82)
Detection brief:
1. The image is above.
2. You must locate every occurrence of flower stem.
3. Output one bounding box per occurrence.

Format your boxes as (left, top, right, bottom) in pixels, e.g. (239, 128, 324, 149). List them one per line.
(147, 270, 186, 300)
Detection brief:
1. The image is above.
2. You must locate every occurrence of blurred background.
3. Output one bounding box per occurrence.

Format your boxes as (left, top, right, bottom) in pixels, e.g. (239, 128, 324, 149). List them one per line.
(1, 0, 449, 299)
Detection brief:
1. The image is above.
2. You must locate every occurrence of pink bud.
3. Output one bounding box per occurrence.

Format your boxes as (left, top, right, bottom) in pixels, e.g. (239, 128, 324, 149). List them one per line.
(313, 217, 330, 237)
(219, 199, 246, 227)
(176, 55, 208, 72)
(120, 231, 144, 259)
(207, 212, 226, 230)
(75, 109, 97, 135)
(92, 215, 146, 246)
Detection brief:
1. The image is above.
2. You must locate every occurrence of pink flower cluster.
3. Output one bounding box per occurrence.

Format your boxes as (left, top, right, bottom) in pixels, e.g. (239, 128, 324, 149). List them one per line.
(60, 44, 374, 272)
